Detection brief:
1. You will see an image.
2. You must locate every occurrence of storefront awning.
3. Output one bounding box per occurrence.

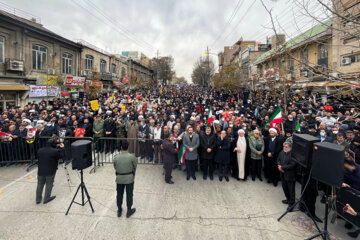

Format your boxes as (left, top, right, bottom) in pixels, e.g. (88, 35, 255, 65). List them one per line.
(0, 85, 30, 90)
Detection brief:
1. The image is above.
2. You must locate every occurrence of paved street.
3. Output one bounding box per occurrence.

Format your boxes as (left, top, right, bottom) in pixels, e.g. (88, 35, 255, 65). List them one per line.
(0, 163, 351, 240)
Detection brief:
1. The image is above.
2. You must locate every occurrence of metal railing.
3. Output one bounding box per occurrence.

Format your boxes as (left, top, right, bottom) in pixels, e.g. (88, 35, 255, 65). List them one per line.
(0, 136, 167, 171)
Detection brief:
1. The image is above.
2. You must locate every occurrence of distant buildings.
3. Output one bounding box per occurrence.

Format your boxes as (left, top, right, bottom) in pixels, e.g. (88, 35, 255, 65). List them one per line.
(0, 8, 153, 110)
(216, 0, 360, 99)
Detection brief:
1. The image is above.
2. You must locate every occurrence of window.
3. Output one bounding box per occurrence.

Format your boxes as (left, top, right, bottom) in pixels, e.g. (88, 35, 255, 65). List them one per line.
(100, 59, 106, 73)
(62, 53, 72, 74)
(32, 45, 47, 70)
(318, 44, 328, 59)
(121, 67, 126, 78)
(301, 48, 309, 63)
(288, 58, 294, 74)
(0, 36, 4, 63)
(111, 63, 116, 74)
(85, 55, 93, 70)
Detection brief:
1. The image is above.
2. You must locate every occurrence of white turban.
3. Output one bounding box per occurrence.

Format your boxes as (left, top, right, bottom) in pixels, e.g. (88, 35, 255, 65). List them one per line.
(238, 129, 245, 135)
(269, 128, 278, 133)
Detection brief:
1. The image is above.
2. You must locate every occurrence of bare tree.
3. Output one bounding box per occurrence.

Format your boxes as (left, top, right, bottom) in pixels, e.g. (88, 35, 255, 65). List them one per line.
(149, 56, 175, 86)
(191, 56, 215, 86)
(258, 0, 360, 108)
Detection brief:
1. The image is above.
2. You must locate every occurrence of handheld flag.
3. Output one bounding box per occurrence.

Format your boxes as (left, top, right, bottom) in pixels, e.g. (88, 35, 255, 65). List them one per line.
(265, 107, 282, 128)
(207, 107, 214, 126)
(295, 121, 301, 132)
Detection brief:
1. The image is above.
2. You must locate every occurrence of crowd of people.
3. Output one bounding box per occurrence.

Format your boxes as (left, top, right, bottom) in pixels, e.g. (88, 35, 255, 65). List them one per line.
(1, 85, 360, 237)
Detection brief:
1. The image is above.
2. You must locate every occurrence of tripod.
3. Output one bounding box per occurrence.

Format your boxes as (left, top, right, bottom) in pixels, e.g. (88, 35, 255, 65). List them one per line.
(65, 169, 94, 215)
(306, 187, 331, 240)
(278, 172, 322, 234)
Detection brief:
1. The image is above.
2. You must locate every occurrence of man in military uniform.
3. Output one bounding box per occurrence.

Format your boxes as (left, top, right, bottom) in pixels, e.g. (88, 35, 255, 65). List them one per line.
(113, 140, 137, 218)
(93, 115, 104, 153)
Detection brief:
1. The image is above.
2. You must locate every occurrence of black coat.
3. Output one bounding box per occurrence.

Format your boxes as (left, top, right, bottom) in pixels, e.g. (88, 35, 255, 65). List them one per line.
(263, 136, 283, 159)
(215, 136, 231, 164)
(37, 146, 64, 176)
(162, 139, 177, 164)
(199, 131, 216, 159)
(277, 150, 297, 181)
(103, 118, 116, 136)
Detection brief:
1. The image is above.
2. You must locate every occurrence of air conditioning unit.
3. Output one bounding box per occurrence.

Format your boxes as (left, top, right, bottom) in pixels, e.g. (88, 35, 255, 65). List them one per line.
(342, 57, 351, 65)
(47, 69, 56, 75)
(6, 59, 24, 72)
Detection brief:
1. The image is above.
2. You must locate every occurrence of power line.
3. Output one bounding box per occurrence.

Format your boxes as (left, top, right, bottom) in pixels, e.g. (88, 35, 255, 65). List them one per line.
(211, 0, 244, 47)
(85, 0, 157, 51)
(70, 0, 156, 55)
(222, 0, 257, 45)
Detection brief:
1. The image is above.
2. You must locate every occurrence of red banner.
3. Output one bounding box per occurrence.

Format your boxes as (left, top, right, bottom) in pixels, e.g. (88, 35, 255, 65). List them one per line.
(61, 91, 70, 97)
(122, 76, 129, 84)
(65, 76, 85, 86)
(74, 128, 85, 138)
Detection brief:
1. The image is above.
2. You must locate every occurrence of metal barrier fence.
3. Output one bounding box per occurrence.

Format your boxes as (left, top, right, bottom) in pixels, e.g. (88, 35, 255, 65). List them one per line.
(0, 136, 165, 170)
(94, 137, 164, 166)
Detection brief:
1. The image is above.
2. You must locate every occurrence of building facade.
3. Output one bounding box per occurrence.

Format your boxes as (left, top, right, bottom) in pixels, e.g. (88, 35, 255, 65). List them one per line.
(0, 9, 82, 110)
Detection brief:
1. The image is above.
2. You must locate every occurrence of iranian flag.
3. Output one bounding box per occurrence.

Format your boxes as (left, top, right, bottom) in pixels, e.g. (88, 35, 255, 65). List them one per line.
(207, 107, 214, 126)
(295, 121, 301, 132)
(177, 143, 186, 164)
(266, 107, 282, 128)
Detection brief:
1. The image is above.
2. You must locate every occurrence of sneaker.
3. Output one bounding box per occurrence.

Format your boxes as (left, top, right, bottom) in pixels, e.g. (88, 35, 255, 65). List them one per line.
(282, 200, 288, 204)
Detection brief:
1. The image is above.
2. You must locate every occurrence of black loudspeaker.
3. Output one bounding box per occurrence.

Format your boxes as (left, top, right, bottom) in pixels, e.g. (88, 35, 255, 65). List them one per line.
(312, 142, 344, 188)
(336, 187, 360, 228)
(292, 134, 320, 168)
(71, 140, 92, 170)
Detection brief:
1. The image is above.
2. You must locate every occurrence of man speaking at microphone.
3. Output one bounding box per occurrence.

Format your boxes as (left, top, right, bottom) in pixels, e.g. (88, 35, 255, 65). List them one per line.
(36, 138, 64, 204)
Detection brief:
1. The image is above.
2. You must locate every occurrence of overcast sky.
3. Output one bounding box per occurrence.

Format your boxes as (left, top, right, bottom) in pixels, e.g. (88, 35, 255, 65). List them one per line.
(1, 0, 324, 82)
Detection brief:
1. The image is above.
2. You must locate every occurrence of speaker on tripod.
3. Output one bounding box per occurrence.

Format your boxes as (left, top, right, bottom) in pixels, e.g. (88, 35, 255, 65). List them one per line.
(66, 140, 94, 215)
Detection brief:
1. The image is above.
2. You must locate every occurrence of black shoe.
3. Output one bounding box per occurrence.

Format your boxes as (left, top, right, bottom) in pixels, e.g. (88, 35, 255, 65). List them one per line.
(273, 181, 278, 187)
(236, 177, 240, 181)
(258, 177, 263, 182)
(210, 175, 214, 181)
(347, 230, 360, 238)
(192, 176, 196, 180)
(166, 180, 174, 184)
(43, 196, 56, 204)
(308, 213, 323, 223)
(219, 177, 223, 182)
(282, 200, 288, 205)
(267, 180, 272, 183)
(203, 175, 207, 180)
(117, 209, 122, 217)
(36, 201, 41, 205)
(345, 222, 353, 229)
(186, 176, 190, 181)
(252, 177, 255, 181)
(126, 208, 136, 218)
(225, 176, 229, 182)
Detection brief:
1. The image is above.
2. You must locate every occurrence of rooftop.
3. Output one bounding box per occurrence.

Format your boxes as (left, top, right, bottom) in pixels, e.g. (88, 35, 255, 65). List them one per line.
(254, 19, 332, 65)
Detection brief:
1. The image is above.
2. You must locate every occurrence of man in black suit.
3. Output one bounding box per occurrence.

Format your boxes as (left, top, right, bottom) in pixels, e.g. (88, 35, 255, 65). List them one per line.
(263, 128, 283, 186)
(277, 142, 297, 211)
(35, 138, 64, 204)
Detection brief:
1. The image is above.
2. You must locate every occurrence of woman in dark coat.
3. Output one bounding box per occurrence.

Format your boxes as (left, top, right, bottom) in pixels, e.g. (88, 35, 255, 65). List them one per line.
(215, 130, 231, 182)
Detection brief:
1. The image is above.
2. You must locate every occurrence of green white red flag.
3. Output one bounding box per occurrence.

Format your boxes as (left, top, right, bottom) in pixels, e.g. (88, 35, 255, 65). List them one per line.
(266, 107, 282, 128)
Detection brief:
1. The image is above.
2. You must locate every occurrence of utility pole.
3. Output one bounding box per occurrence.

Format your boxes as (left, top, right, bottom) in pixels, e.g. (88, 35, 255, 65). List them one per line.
(156, 50, 159, 86)
(206, 46, 210, 87)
